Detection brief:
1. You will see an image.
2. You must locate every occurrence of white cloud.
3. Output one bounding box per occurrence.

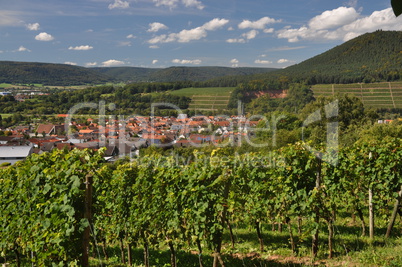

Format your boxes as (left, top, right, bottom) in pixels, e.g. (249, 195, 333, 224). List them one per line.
(153, 0, 204, 10)
(242, 29, 258, 40)
(226, 38, 246, 43)
(35, 32, 54, 41)
(277, 7, 402, 43)
(239, 16, 281, 30)
(308, 6, 359, 30)
(226, 29, 258, 43)
(153, 0, 179, 9)
(263, 28, 274, 33)
(68, 45, 93, 51)
(85, 62, 98, 67)
(64, 62, 77, 66)
(202, 18, 229, 30)
(26, 23, 40, 31)
(255, 59, 272, 64)
(172, 59, 202, 65)
(230, 58, 239, 67)
(108, 0, 129, 10)
(148, 22, 168, 32)
(182, 0, 205, 10)
(148, 18, 228, 44)
(277, 59, 289, 64)
(16, 46, 31, 52)
(149, 45, 159, 49)
(176, 27, 207, 42)
(126, 34, 136, 39)
(101, 59, 125, 67)
(152, 59, 159, 64)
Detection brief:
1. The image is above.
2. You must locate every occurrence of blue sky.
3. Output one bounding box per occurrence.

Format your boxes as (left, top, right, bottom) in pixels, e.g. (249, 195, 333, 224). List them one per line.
(1, 0, 401, 68)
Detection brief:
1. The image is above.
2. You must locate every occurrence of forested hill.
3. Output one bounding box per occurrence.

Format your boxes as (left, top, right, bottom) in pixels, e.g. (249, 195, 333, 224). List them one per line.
(91, 66, 277, 82)
(264, 30, 402, 84)
(0, 61, 113, 86)
(0, 61, 277, 85)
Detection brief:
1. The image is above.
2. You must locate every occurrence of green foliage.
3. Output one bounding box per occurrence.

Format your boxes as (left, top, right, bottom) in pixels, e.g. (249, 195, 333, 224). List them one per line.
(0, 61, 112, 86)
(0, 148, 105, 265)
(2, 138, 402, 265)
(250, 31, 402, 85)
(392, 0, 402, 17)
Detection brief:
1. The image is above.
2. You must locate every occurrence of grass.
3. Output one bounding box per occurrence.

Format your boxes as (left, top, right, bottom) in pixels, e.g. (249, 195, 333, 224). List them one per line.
(85, 213, 402, 267)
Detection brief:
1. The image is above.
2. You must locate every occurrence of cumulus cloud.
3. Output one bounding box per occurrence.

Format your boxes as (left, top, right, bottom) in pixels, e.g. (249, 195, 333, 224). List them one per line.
(230, 58, 239, 67)
(101, 59, 125, 67)
(277, 7, 402, 43)
(203, 18, 229, 30)
(64, 62, 77, 66)
(148, 22, 168, 32)
(226, 29, 258, 43)
(68, 45, 93, 51)
(126, 34, 136, 39)
(308, 6, 359, 30)
(108, 0, 129, 10)
(26, 23, 40, 31)
(172, 59, 202, 65)
(153, 0, 204, 10)
(35, 32, 54, 41)
(239, 16, 281, 30)
(263, 28, 274, 33)
(86, 62, 98, 67)
(242, 29, 258, 40)
(152, 60, 159, 64)
(255, 59, 272, 64)
(16, 46, 31, 52)
(148, 18, 228, 44)
(277, 59, 289, 64)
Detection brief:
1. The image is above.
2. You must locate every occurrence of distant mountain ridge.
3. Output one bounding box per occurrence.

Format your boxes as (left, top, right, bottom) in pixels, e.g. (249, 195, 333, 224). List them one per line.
(0, 61, 277, 85)
(92, 66, 278, 82)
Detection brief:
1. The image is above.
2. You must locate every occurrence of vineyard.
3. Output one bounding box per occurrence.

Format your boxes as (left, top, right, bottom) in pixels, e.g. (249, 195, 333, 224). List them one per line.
(1, 138, 402, 266)
(311, 82, 402, 109)
(170, 87, 233, 112)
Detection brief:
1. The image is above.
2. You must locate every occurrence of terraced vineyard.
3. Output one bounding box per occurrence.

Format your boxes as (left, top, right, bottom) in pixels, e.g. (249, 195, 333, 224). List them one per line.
(312, 82, 402, 108)
(170, 87, 233, 111)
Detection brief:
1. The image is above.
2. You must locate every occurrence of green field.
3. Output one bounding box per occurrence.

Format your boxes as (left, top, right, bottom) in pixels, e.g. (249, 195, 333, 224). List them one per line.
(312, 82, 402, 109)
(170, 87, 234, 97)
(170, 87, 233, 111)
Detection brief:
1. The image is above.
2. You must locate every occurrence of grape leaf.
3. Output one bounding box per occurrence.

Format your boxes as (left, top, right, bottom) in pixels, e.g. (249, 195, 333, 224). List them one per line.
(392, 0, 402, 17)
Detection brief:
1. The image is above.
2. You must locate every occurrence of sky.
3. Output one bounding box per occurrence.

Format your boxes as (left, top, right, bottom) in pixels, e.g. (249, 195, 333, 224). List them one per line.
(1, 0, 402, 69)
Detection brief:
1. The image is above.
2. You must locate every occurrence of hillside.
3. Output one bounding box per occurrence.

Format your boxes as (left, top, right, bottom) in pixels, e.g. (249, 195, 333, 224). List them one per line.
(0, 61, 113, 86)
(0, 61, 277, 85)
(266, 30, 402, 84)
(91, 66, 277, 82)
(90, 67, 160, 82)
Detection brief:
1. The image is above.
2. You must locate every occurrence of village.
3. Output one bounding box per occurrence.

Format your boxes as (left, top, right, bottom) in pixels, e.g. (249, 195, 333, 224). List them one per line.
(0, 114, 260, 165)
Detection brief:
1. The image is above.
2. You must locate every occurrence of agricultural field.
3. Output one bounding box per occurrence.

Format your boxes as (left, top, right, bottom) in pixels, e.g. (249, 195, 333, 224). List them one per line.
(170, 87, 234, 111)
(2, 140, 402, 266)
(169, 87, 234, 97)
(312, 82, 402, 108)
